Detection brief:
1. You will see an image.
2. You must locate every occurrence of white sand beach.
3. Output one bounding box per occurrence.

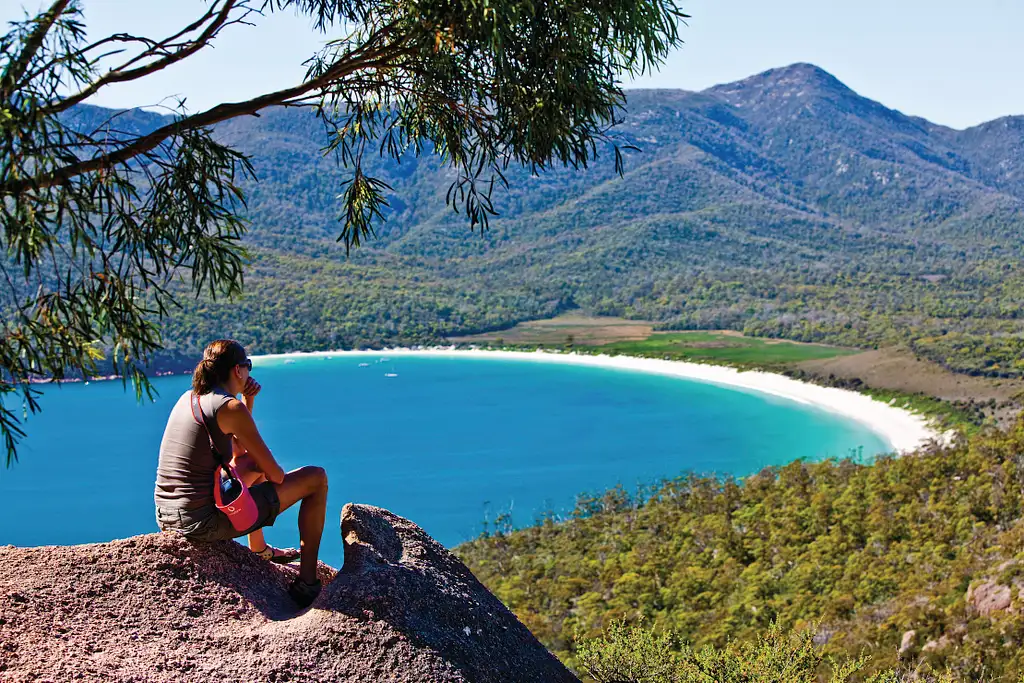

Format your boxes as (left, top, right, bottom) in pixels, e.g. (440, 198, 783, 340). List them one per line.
(254, 347, 942, 454)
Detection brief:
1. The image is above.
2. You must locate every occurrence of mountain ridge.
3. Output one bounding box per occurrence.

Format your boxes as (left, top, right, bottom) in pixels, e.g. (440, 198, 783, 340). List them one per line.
(61, 64, 1024, 377)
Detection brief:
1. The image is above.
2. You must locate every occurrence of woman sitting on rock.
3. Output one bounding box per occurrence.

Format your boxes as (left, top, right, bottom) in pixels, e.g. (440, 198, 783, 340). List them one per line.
(154, 339, 328, 607)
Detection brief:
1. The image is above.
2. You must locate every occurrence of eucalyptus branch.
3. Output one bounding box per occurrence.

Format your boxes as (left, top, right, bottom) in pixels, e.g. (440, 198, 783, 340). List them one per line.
(6, 44, 410, 195)
(41, 0, 251, 116)
(0, 0, 70, 99)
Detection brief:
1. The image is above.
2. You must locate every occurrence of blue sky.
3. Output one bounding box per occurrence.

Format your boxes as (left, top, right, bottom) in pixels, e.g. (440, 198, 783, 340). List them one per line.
(5, 0, 1022, 129)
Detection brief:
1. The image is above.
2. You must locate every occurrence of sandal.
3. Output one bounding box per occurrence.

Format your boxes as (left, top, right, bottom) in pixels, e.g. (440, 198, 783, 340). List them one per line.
(288, 577, 322, 609)
(252, 544, 300, 565)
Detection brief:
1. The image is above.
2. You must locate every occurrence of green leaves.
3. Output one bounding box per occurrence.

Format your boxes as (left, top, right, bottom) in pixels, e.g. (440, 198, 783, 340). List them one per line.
(0, 4, 253, 465)
(337, 167, 390, 252)
(300, 0, 686, 249)
(576, 620, 680, 683)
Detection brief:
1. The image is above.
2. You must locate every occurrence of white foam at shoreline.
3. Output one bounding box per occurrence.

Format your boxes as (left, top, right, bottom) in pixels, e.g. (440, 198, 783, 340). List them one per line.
(253, 347, 942, 454)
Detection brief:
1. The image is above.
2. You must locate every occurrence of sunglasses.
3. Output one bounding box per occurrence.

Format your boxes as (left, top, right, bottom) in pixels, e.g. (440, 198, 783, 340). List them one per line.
(239, 358, 252, 371)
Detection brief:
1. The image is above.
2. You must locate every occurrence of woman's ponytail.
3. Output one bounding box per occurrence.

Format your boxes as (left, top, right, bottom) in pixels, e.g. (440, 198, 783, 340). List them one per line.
(191, 339, 247, 394)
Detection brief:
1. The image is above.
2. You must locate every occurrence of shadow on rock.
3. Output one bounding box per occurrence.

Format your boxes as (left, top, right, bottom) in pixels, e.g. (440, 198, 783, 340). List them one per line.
(176, 537, 335, 622)
(322, 503, 579, 683)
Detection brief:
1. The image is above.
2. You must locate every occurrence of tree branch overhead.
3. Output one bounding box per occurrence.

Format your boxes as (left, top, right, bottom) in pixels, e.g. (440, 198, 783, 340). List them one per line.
(0, 0, 686, 464)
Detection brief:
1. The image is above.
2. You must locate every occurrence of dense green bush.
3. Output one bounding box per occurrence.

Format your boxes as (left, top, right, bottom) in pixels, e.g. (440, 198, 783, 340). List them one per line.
(459, 419, 1024, 680)
(574, 621, 933, 683)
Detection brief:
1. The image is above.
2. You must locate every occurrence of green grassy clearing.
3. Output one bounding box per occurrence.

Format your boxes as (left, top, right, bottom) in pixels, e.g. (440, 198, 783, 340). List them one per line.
(594, 332, 857, 366)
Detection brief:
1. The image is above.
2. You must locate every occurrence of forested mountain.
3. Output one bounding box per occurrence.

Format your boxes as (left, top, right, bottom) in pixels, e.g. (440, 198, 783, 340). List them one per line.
(70, 64, 1024, 375)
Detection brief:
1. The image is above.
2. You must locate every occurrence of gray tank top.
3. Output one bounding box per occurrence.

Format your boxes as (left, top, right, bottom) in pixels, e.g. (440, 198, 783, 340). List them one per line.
(154, 388, 236, 515)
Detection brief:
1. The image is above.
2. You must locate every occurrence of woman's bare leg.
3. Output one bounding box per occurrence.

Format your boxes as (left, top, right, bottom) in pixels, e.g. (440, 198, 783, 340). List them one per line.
(273, 466, 328, 584)
(246, 477, 269, 552)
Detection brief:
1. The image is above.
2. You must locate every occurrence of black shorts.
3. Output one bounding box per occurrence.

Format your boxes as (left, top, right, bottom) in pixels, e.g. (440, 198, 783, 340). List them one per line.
(155, 481, 281, 542)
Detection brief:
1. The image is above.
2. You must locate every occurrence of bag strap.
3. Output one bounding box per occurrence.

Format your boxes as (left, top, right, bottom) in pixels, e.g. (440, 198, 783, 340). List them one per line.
(190, 391, 228, 469)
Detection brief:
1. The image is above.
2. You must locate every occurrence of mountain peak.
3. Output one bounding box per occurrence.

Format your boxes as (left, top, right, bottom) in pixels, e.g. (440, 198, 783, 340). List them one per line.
(707, 63, 853, 103)
(700, 62, 932, 138)
(760, 63, 845, 86)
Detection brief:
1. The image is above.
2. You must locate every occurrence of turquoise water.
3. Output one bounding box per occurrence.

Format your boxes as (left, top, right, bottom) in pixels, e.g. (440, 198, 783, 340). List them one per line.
(0, 354, 889, 559)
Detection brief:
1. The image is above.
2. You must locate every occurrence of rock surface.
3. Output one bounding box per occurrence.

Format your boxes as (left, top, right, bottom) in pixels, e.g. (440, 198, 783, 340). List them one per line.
(967, 580, 1013, 617)
(898, 629, 916, 656)
(922, 634, 953, 653)
(0, 504, 578, 682)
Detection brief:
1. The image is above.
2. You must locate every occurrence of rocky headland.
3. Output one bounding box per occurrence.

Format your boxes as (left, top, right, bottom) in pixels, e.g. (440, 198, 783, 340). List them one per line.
(0, 504, 578, 682)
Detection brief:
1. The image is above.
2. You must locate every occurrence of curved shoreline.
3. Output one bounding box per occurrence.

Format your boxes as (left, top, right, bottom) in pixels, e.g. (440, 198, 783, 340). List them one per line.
(253, 347, 942, 454)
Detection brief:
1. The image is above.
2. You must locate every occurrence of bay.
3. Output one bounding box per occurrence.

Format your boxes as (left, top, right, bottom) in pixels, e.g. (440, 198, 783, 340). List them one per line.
(0, 354, 889, 561)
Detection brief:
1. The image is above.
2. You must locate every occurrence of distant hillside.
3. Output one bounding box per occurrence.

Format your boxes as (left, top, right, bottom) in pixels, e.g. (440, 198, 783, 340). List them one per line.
(69, 64, 1024, 376)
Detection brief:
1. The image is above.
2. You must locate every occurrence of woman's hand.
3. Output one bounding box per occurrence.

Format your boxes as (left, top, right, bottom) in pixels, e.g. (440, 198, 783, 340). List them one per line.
(242, 376, 261, 411)
(243, 376, 262, 399)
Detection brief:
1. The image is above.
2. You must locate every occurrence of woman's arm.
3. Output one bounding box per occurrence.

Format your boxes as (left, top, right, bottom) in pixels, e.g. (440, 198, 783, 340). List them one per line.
(242, 376, 260, 412)
(216, 399, 286, 484)
(233, 377, 260, 457)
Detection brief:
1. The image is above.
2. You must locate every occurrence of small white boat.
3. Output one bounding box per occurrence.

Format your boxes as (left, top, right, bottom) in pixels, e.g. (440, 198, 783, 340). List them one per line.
(358, 362, 370, 367)
(284, 359, 295, 365)
(384, 372, 398, 378)
(379, 357, 390, 362)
